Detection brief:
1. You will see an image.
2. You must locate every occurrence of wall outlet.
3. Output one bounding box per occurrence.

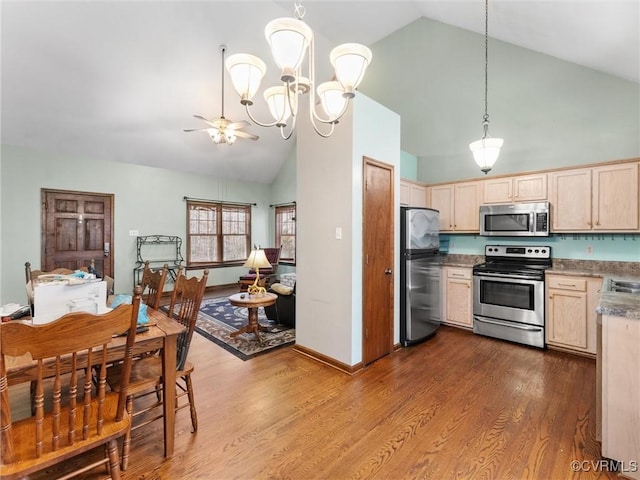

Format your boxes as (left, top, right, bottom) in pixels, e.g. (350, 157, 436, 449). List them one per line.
(129, 229, 139, 237)
(335, 227, 342, 240)
(585, 245, 593, 255)
(450, 242, 456, 251)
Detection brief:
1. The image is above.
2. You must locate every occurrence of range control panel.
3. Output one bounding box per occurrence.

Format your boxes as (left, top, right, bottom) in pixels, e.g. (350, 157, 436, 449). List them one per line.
(485, 245, 551, 259)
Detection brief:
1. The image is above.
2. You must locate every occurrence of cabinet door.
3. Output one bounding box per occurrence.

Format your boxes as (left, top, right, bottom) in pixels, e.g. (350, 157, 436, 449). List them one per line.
(430, 185, 454, 231)
(400, 180, 410, 206)
(409, 184, 429, 208)
(446, 277, 472, 327)
(547, 289, 588, 349)
(592, 162, 639, 231)
(549, 168, 592, 231)
(454, 182, 481, 232)
(483, 178, 512, 204)
(514, 173, 547, 202)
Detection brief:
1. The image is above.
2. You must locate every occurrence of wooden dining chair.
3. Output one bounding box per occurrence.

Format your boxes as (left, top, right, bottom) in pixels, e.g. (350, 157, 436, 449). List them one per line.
(0, 286, 142, 480)
(106, 267, 209, 470)
(139, 261, 169, 309)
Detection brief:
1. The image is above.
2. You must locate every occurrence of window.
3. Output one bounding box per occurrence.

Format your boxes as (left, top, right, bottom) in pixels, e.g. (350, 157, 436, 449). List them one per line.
(186, 200, 250, 267)
(275, 204, 296, 264)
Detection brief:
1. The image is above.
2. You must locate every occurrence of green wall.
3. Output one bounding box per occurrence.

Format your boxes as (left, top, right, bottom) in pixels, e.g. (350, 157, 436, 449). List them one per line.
(363, 17, 640, 184)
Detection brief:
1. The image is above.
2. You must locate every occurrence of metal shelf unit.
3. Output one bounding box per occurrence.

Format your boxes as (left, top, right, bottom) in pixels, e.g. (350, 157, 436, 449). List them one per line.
(133, 235, 184, 285)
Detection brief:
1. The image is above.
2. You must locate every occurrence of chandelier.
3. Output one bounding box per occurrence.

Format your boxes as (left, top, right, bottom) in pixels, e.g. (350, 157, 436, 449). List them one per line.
(469, 0, 503, 174)
(224, 1, 372, 139)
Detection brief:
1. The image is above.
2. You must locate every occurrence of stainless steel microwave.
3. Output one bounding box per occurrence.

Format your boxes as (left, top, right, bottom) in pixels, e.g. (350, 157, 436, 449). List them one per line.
(480, 202, 550, 236)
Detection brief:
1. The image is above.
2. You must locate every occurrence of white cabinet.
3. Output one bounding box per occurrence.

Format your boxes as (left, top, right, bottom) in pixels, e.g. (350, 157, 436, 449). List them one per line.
(550, 162, 639, 232)
(441, 267, 473, 328)
(483, 173, 547, 204)
(545, 274, 601, 355)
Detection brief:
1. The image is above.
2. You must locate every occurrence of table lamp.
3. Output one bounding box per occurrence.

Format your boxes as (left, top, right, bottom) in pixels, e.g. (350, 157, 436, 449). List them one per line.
(243, 247, 272, 295)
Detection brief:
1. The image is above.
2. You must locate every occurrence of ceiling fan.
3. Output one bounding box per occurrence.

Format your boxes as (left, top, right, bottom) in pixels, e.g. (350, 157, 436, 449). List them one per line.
(184, 45, 258, 145)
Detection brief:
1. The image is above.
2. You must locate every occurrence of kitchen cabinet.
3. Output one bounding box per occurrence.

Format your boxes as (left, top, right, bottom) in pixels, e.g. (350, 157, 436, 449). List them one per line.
(545, 274, 601, 355)
(599, 313, 640, 480)
(442, 267, 473, 328)
(550, 162, 639, 232)
(483, 173, 547, 204)
(430, 182, 481, 232)
(400, 179, 429, 207)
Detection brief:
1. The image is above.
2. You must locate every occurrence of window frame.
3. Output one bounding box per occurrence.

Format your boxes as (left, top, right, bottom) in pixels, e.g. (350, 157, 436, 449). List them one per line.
(275, 204, 296, 265)
(186, 200, 251, 268)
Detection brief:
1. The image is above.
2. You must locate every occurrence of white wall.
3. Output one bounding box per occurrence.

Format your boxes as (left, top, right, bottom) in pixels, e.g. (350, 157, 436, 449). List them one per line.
(296, 94, 400, 367)
(0, 145, 272, 304)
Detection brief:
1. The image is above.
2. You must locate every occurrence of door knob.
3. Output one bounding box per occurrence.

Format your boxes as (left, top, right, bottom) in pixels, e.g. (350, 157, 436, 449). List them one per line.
(384, 268, 392, 275)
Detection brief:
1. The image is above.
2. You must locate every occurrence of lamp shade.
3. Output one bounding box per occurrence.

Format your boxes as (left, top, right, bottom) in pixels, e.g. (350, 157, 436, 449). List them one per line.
(243, 248, 272, 270)
(265, 18, 312, 81)
(469, 137, 504, 173)
(264, 85, 293, 124)
(330, 43, 372, 96)
(317, 81, 347, 121)
(225, 53, 267, 104)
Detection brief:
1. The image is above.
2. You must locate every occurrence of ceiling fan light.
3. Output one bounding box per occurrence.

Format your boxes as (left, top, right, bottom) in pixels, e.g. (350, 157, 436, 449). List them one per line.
(225, 131, 237, 145)
(330, 43, 372, 96)
(469, 137, 504, 173)
(265, 18, 312, 82)
(211, 130, 224, 144)
(264, 85, 293, 125)
(317, 81, 347, 121)
(225, 53, 266, 104)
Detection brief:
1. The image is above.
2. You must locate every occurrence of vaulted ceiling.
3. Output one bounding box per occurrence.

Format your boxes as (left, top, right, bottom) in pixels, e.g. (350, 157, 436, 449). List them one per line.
(2, 1, 638, 184)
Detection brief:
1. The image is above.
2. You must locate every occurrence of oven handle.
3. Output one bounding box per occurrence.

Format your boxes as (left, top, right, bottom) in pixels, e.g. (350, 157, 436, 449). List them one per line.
(474, 316, 543, 332)
(473, 271, 543, 281)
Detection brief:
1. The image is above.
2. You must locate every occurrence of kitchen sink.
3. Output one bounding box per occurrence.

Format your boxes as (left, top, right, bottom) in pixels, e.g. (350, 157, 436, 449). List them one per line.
(609, 279, 640, 294)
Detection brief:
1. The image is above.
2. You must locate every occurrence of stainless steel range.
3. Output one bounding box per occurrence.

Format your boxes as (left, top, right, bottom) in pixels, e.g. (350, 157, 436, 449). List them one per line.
(472, 245, 552, 348)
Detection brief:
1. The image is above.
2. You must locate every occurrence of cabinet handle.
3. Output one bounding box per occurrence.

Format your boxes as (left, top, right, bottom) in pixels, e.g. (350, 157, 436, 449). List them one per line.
(558, 283, 576, 287)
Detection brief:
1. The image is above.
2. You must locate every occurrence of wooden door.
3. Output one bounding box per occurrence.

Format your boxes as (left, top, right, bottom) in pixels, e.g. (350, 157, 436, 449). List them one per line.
(42, 189, 114, 277)
(363, 158, 394, 365)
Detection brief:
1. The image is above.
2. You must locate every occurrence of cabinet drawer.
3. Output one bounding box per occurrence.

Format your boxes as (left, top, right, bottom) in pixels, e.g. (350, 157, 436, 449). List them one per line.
(547, 276, 587, 291)
(447, 268, 471, 280)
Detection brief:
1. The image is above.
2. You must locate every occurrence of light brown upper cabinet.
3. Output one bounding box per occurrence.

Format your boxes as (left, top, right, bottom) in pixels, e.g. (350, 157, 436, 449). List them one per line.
(430, 181, 481, 232)
(400, 179, 429, 208)
(483, 173, 547, 204)
(550, 162, 639, 232)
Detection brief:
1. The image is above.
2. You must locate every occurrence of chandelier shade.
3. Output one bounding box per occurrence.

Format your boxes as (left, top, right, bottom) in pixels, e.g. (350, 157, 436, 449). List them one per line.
(330, 43, 372, 96)
(225, 54, 266, 105)
(265, 18, 313, 81)
(317, 81, 348, 120)
(224, 1, 371, 139)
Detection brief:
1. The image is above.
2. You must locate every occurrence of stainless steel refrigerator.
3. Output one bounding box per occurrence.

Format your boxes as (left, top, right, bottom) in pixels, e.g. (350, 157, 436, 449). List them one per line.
(400, 206, 441, 346)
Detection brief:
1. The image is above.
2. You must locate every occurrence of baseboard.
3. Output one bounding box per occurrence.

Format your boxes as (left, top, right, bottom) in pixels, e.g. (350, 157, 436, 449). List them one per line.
(293, 344, 364, 375)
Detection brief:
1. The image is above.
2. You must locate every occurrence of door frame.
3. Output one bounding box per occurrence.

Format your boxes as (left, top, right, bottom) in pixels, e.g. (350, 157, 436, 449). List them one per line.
(362, 157, 395, 365)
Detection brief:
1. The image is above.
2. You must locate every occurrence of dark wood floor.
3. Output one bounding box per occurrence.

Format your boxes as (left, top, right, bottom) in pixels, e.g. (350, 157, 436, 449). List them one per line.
(27, 289, 619, 480)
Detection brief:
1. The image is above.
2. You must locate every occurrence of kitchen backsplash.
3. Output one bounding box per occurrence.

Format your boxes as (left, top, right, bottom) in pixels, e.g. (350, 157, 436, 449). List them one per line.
(440, 233, 640, 263)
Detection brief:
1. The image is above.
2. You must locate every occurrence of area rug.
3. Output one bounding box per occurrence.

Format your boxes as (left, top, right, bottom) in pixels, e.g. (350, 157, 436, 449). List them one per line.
(193, 296, 295, 361)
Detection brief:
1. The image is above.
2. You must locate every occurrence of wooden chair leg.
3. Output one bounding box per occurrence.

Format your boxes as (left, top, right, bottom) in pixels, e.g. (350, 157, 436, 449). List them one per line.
(185, 374, 198, 433)
(121, 394, 134, 471)
(107, 439, 122, 480)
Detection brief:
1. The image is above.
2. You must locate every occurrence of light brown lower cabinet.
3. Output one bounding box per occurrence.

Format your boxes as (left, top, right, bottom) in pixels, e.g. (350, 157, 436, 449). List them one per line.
(545, 274, 601, 355)
(441, 267, 473, 329)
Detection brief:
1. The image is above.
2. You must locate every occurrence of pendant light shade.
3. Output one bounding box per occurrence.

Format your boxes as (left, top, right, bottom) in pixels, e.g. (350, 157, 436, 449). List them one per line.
(330, 43, 372, 97)
(264, 86, 293, 125)
(469, 0, 503, 174)
(317, 81, 347, 120)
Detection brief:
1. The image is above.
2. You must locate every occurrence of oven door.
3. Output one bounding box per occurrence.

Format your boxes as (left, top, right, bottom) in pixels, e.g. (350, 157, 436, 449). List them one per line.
(472, 272, 544, 327)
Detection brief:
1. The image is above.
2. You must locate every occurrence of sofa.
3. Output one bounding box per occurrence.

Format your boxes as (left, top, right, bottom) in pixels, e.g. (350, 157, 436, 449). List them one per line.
(264, 273, 296, 328)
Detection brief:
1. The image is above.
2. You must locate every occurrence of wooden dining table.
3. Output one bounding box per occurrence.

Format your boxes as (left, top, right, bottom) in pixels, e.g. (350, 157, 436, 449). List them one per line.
(4, 307, 184, 458)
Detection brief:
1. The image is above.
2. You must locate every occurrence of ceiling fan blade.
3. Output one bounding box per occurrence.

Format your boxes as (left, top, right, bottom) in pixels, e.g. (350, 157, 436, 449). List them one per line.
(183, 127, 212, 133)
(193, 114, 218, 129)
(226, 120, 251, 129)
(234, 130, 259, 140)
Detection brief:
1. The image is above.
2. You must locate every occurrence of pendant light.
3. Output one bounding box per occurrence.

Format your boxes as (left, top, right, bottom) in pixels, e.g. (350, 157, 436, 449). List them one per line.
(469, 0, 503, 174)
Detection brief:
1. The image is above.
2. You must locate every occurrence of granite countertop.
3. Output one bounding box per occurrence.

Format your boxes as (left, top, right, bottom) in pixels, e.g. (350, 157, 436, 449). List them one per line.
(439, 254, 482, 268)
(595, 274, 640, 320)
